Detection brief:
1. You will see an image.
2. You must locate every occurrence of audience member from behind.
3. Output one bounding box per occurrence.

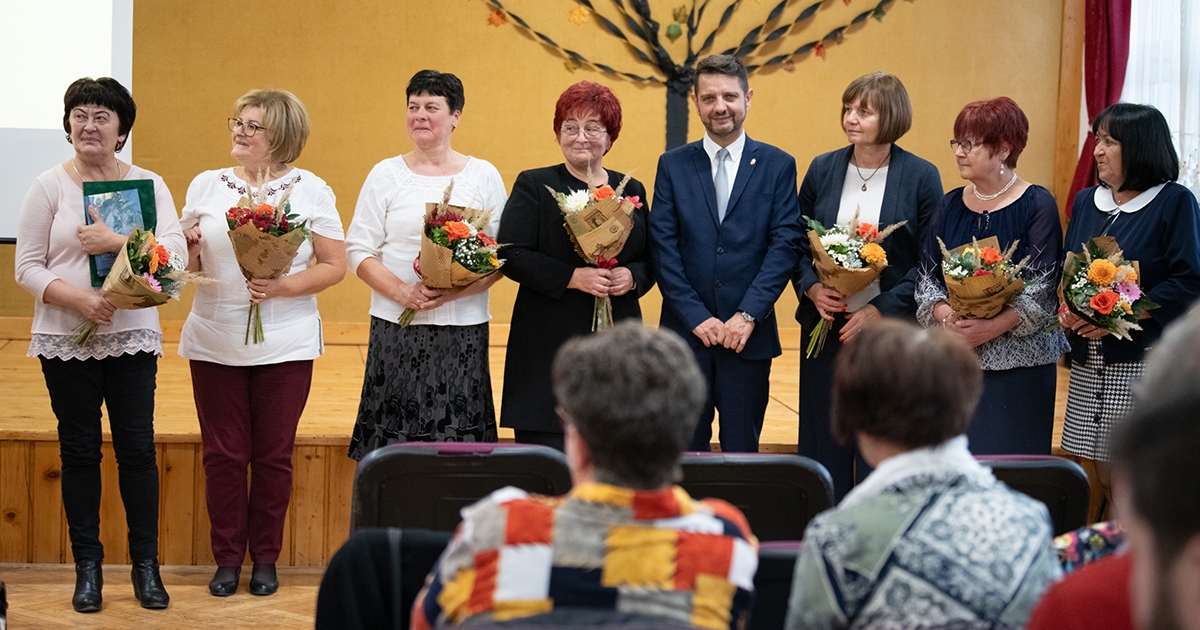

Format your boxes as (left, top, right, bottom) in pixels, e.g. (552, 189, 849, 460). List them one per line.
(786, 320, 1059, 629)
(411, 323, 758, 629)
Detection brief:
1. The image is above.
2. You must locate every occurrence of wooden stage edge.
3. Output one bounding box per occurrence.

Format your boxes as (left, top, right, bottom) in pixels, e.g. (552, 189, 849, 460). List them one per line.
(0, 316, 1081, 568)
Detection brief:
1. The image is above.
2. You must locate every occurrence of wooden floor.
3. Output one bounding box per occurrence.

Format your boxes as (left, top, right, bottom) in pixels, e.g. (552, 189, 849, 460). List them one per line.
(0, 563, 322, 628)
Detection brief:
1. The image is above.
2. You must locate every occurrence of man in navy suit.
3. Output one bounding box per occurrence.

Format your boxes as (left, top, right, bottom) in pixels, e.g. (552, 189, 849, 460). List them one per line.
(649, 54, 802, 452)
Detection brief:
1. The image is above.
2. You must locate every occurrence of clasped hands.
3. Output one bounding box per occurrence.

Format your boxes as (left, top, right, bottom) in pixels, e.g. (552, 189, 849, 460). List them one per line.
(805, 284, 880, 344)
(932, 301, 1019, 347)
(1057, 304, 1111, 339)
(692, 315, 755, 353)
(568, 267, 635, 298)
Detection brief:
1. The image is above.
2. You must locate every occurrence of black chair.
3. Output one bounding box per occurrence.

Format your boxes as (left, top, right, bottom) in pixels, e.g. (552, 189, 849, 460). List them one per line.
(317, 528, 453, 630)
(977, 455, 1091, 536)
(351, 442, 573, 532)
(679, 453, 834, 541)
(749, 541, 802, 630)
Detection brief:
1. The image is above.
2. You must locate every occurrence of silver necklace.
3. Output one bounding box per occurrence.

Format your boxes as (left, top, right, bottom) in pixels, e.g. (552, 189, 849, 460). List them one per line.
(853, 151, 890, 192)
(973, 172, 1018, 201)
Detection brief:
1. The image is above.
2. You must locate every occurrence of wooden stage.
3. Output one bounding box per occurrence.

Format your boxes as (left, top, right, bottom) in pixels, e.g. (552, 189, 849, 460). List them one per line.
(0, 317, 1072, 571)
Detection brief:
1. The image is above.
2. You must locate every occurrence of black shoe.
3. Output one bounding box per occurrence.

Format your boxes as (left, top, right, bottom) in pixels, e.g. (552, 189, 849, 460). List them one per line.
(130, 559, 169, 609)
(249, 563, 278, 596)
(72, 560, 103, 613)
(209, 566, 241, 597)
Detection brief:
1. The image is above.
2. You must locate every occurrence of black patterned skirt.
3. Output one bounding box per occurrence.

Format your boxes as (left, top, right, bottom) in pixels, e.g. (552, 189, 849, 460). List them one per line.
(348, 318, 497, 460)
(1061, 339, 1143, 462)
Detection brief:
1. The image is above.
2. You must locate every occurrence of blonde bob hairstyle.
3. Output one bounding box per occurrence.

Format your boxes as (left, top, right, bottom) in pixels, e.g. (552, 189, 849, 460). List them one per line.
(234, 89, 310, 164)
(841, 72, 913, 146)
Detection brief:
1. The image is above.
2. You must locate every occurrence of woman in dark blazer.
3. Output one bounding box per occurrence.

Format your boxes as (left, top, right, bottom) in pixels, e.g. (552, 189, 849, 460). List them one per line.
(497, 81, 653, 450)
(793, 72, 942, 500)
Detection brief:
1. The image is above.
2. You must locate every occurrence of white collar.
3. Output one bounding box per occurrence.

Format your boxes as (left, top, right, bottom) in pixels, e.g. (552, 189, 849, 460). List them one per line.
(838, 435, 994, 510)
(1093, 183, 1166, 214)
(702, 131, 746, 163)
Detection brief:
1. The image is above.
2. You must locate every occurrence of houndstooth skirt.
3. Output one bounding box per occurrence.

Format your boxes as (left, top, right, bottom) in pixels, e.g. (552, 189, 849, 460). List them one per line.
(348, 317, 497, 460)
(1060, 339, 1144, 462)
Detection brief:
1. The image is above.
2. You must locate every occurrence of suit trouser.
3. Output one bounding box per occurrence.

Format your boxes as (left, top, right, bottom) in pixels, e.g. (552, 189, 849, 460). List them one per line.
(190, 359, 312, 566)
(39, 351, 160, 563)
(688, 343, 772, 453)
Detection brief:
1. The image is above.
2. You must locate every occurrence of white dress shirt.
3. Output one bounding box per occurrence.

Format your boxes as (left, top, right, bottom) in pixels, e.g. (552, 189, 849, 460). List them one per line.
(702, 131, 746, 203)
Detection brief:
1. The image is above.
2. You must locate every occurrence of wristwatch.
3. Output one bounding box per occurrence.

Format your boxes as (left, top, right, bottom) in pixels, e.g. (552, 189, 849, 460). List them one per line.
(739, 311, 755, 323)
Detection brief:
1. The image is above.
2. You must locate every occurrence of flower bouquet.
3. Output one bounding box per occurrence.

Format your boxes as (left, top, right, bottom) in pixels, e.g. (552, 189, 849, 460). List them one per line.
(398, 180, 504, 327)
(73, 227, 203, 345)
(226, 172, 309, 344)
(938, 236, 1029, 320)
(804, 212, 906, 357)
(546, 170, 642, 330)
(1060, 236, 1158, 341)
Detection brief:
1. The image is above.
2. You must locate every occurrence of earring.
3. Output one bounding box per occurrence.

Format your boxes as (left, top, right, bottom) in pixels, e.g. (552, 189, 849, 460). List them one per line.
(1000, 163, 1005, 176)
(65, 134, 72, 144)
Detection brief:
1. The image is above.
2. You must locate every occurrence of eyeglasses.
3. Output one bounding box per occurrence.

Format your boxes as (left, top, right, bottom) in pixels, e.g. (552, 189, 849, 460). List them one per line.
(561, 124, 607, 139)
(228, 118, 269, 137)
(950, 139, 981, 153)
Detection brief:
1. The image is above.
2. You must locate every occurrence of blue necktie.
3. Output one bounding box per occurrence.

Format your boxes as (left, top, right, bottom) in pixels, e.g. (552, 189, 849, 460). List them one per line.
(715, 148, 730, 222)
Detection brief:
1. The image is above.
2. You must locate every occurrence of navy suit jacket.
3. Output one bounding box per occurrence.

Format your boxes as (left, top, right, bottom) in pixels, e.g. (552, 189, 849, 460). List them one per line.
(650, 136, 802, 361)
(793, 144, 942, 327)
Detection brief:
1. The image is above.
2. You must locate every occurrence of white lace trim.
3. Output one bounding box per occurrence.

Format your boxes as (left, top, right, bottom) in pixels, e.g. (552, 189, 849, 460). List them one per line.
(916, 269, 1069, 371)
(29, 329, 163, 361)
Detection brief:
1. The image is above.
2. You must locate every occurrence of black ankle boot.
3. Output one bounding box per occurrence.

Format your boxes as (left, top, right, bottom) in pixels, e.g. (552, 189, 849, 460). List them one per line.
(72, 560, 103, 613)
(209, 566, 241, 596)
(130, 558, 169, 609)
(249, 562, 278, 596)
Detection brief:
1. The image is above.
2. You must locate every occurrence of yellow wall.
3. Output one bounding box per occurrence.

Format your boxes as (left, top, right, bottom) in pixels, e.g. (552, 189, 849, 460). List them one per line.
(2, 0, 1065, 327)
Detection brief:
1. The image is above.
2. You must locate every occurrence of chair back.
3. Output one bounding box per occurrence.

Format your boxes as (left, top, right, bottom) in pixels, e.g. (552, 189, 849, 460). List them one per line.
(679, 453, 834, 541)
(749, 541, 802, 630)
(976, 455, 1091, 536)
(351, 443, 572, 532)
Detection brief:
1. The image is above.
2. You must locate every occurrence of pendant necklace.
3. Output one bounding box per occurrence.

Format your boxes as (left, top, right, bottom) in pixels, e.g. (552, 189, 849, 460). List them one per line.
(854, 151, 891, 192)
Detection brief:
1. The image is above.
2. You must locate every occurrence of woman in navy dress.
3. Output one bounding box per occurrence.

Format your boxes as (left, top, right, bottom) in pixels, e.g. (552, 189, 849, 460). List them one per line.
(1059, 103, 1200, 507)
(793, 73, 942, 500)
(916, 97, 1068, 455)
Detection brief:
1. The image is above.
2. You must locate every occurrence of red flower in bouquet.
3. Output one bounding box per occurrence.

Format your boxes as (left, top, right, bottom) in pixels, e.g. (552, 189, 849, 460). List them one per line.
(1090, 290, 1119, 315)
(478, 232, 496, 247)
(856, 222, 880, 240)
(972, 269, 993, 277)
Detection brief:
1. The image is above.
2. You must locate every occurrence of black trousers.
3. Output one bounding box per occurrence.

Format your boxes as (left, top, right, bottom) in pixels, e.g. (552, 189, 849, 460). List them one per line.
(39, 351, 160, 562)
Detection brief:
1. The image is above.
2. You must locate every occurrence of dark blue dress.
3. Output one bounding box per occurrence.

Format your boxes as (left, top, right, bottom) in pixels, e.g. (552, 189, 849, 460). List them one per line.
(917, 185, 1068, 455)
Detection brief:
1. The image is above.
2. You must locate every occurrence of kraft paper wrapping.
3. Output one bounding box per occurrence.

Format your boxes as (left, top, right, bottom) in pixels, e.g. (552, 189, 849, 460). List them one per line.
(563, 196, 636, 264)
(1059, 235, 1141, 329)
(417, 232, 491, 288)
(944, 236, 1025, 320)
(807, 230, 886, 297)
(227, 222, 306, 280)
(100, 243, 171, 310)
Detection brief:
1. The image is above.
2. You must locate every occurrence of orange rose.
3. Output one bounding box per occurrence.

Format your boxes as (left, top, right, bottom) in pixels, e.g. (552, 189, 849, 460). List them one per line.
(980, 247, 1002, 266)
(856, 223, 880, 240)
(594, 185, 615, 200)
(156, 245, 170, 267)
(444, 221, 471, 241)
(1090, 290, 1120, 315)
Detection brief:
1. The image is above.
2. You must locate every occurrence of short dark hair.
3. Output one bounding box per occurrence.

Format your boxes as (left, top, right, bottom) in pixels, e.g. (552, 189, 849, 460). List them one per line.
(693, 54, 749, 95)
(1093, 103, 1180, 193)
(553, 81, 623, 146)
(552, 323, 705, 489)
(62, 77, 136, 152)
(953, 96, 1029, 168)
(1112, 389, 1200, 566)
(406, 70, 465, 114)
(832, 320, 981, 448)
(842, 72, 912, 145)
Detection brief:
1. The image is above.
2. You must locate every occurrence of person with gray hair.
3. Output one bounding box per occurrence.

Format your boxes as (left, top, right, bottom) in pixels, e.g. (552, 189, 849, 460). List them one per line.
(409, 323, 760, 629)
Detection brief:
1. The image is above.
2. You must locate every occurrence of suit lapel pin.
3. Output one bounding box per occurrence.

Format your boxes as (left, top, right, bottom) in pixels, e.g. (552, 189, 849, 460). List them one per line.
(750, 158, 756, 165)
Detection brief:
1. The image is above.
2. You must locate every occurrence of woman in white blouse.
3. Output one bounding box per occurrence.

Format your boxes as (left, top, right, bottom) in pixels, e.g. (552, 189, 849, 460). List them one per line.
(15, 77, 181, 612)
(345, 70, 506, 458)
(178, 89, 345, 598)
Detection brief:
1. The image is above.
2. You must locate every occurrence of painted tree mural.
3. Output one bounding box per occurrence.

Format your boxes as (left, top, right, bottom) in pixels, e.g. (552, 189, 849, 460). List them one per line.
(482, 0, 908, 150)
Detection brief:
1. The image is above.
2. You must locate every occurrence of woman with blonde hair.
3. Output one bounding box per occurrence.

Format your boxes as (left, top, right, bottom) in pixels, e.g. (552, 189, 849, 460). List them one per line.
(179, 88, 346, 596)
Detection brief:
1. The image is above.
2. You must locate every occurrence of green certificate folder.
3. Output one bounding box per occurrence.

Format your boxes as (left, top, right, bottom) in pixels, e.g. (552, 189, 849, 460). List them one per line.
(83, 179, 157, 287)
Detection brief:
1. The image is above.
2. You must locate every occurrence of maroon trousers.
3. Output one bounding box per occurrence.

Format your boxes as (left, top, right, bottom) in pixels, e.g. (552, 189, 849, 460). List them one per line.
(190, 359, 312, 566)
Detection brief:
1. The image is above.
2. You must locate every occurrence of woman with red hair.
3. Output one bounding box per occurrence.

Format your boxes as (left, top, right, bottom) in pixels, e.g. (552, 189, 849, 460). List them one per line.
(496, 81, 653, 450)
(915, 97, 1068, 455)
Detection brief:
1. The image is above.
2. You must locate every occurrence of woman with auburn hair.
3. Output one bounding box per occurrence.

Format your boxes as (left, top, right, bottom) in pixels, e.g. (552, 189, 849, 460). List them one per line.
(793, 72, 942, 500)
(496, 81, 653, 451)
(916, 96, 1067, 455)
(346, 70, 507, 456)
(179, 88, 346, 597)
(1059, 103, 1200, 509)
